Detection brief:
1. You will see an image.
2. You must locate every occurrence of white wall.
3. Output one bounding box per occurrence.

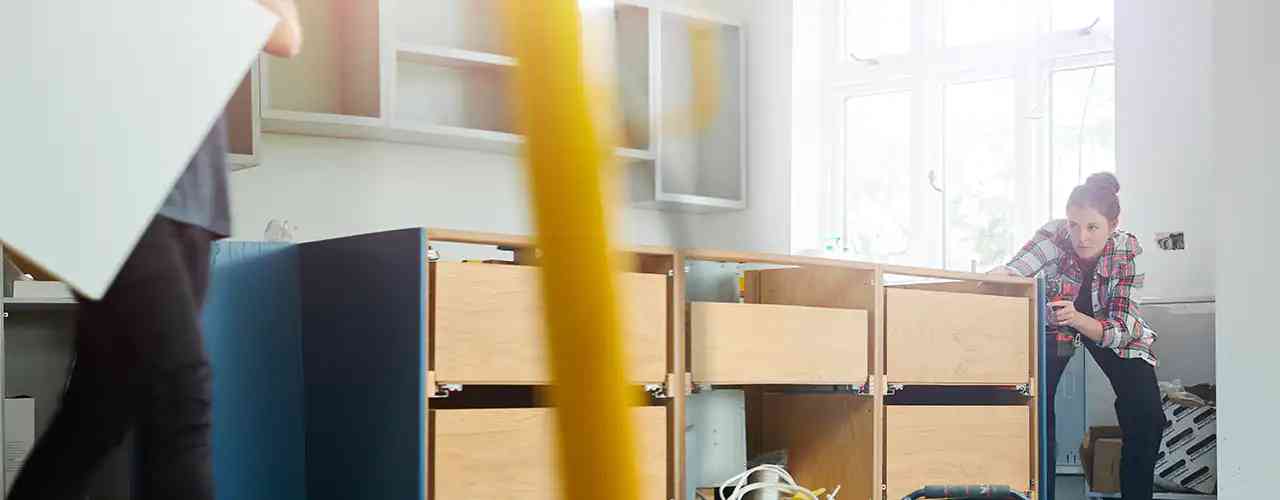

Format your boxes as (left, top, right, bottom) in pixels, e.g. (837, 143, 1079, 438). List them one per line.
(1115, 0, 1216, 299)
(1079, 0, 1219, 429)
(231, 0, 793, 253)
(1213, 0, 1278, 495)
(231, 134, 678, 245)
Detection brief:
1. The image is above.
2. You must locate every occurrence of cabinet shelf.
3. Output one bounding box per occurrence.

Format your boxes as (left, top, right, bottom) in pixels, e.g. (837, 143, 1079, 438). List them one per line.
(396, 43, 516, 69)
(264, 111, 653, 162)
(3, 297, 78, 311)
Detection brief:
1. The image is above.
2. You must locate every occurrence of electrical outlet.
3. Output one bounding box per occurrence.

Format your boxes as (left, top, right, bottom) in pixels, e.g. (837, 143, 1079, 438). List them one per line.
(1155, 232, 1185, 250)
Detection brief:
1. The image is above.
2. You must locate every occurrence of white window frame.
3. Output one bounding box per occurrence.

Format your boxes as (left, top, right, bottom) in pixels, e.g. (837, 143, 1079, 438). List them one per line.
(810, 0, 1115, 270)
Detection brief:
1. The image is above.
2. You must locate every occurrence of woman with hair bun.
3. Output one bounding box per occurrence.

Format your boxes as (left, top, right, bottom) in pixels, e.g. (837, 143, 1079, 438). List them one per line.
(991, 172, 1163, 500)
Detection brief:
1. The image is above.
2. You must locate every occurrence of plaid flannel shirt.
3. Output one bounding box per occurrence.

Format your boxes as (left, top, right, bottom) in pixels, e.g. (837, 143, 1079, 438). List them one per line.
(1004, 220, 1159, 366)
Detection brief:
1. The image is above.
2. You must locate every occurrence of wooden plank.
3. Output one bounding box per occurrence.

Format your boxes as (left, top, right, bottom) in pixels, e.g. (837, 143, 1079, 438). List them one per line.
(873, 269, 886, 500)
(748, 266, 878, 382)
(880, 263, 1036, 285)
(205, 241, 307, 500)
(1027, 284, 1041, 498)
(670, 254, 686, 500)
(298, 229, 426, 500)
(690, 302, 868, 385)
(891, 279, 1031, 298)
(748, 267, 877, 310)
(885, 288, 1030, 385)
(432, 407, 668, 500)
(433, 262, 667, 384)
(885, 405, 1031, 500)
(681, 248, 878, 270)
(425, 227, 676, 256)
(761, 393, 875, 499)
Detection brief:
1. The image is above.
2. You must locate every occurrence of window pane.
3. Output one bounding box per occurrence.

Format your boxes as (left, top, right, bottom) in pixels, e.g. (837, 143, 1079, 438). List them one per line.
(945, 78, 1017, 271)
(945, 0, 1018, 47)
(1051, 66, 1116, 217)
(845, 0, 910, 58)
(1052, 0, 1113, 32)
(845, 92, 913, 262)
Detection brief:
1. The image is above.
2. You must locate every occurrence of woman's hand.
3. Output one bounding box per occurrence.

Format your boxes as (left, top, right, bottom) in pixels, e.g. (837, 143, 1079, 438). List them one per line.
(986, 266, 1017, 276)
(1047, 300, 1082, 326)
(1048, 300, 1103, 342)
(258, 0, 303, 58)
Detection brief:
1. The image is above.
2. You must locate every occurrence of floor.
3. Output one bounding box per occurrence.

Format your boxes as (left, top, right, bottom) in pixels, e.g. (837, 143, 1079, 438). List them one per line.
(1055, 474, 1088, 500)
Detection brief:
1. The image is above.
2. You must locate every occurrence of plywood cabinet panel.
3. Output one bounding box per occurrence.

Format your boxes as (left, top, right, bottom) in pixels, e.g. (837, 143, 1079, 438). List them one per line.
(433, 407, 668, 500)
(432, 262, 667, 384)
(885, 405, 1031, 500)
(885, 288, 1030, 384)
(689, 302, 868, 385)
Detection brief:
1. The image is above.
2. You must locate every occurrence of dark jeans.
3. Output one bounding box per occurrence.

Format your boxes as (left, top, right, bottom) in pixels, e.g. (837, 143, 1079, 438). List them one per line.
(8, 217, 215, 500)
(1045, 339, 1165, 500)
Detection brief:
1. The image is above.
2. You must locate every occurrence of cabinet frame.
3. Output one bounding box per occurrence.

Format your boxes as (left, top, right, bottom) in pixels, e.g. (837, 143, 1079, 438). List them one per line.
(646, 4, 748, 211)
(228, 60, 261, 170)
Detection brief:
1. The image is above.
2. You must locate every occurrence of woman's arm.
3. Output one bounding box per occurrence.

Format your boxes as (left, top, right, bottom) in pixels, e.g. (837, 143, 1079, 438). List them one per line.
(258, 0, 302, 58)
(1050, 300, 1105, 342)
(1001, 220, 1067, 277)
(1093, 257, 1147, 348)
(1055, 250, 1147, 347)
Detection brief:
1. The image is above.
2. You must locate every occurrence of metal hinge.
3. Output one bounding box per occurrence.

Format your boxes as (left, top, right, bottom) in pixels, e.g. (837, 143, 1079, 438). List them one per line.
(1016, 378, 1037, 396)
(431, 383, 462, 398)
(426, 371, 462, 399)
(2, 312, 8, 319)
(880, 484, 888, 500)
(852, 377, 874, 396)
(647, 374, 692, 399)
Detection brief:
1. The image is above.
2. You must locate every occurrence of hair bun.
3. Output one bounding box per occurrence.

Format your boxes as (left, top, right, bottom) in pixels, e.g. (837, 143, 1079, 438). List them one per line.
(1085, 172, 1120, 195)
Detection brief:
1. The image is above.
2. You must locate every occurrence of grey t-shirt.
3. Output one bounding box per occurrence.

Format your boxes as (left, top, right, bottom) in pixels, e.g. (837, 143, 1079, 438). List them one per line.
(158, 116, 231, 237)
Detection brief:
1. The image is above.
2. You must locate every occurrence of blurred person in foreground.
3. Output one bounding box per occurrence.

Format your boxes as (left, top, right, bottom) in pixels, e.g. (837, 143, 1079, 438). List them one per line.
(7, 2, 301, 498)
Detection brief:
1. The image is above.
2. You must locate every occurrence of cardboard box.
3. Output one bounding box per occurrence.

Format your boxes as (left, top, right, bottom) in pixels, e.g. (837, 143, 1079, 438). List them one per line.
(1086, 399, 1219, 495)
(1090, 438, 1123, 493)
(3, 398, 35, 495)
(1081, 425, 1123, 493)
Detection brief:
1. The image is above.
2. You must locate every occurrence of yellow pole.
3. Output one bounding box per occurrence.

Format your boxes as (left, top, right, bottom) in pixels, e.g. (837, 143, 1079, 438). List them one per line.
(503, 2, 640, 500)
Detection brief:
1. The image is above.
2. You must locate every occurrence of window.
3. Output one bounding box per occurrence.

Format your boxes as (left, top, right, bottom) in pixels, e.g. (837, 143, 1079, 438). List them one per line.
(844, 0, 910, 58)
(844, 91, 914, 262)
(814, 0, 1116, 269)
(1052, 0, 1112, 32)
(944, 0, 1019, 47)
(810, 0, 1116, 270)
(944, 78, 1018, 271)
(1051, 65, 1116, 217)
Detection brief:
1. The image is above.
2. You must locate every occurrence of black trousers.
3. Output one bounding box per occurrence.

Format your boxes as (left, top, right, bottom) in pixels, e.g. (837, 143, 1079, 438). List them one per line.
(8, 217, 215, 500)
(1045, 340, 1165, 500)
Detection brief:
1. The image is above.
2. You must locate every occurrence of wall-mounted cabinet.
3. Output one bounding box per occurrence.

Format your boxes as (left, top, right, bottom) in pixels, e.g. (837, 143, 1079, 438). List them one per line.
(250, 0, 742, 211)
(634, 8, 745, 211)
(260, 0, 385, 128)
(225, 62, 260, 169)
